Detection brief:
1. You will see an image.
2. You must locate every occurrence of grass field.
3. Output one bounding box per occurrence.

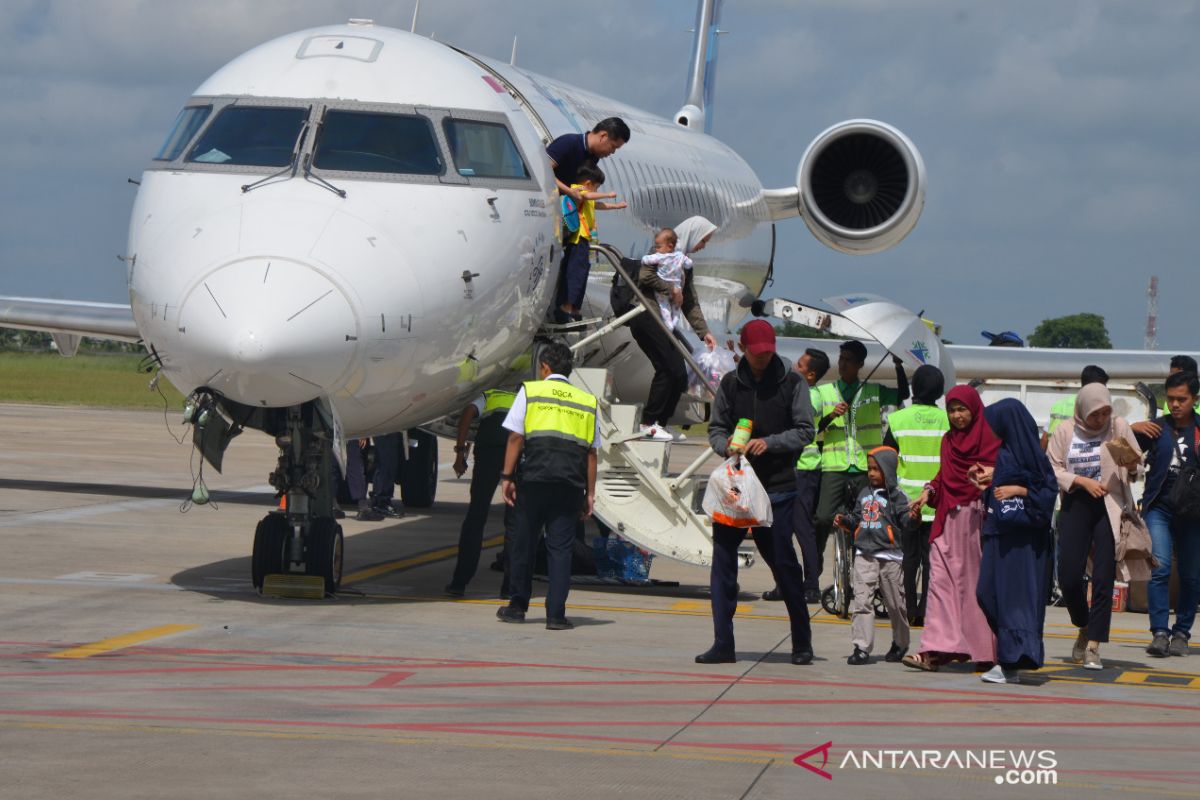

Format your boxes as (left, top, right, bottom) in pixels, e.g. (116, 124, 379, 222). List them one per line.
(0, 352, 185, 409)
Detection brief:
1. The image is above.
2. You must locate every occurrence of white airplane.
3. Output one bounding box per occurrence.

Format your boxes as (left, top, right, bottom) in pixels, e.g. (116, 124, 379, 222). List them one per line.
(0, 1, 936, 593)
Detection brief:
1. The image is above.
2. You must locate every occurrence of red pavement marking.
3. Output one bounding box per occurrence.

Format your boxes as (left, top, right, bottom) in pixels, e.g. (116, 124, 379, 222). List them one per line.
(366, 672, 415, 688)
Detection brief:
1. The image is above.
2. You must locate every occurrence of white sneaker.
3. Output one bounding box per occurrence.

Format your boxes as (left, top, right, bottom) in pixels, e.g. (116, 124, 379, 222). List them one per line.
(981, 664, 1020, 684)
(662, 426, 687, 442)
(639, 424, 672, 441)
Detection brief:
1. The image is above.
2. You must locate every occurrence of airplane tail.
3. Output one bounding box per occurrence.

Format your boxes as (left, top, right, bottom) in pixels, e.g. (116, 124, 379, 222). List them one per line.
(676, 0, 723, 133)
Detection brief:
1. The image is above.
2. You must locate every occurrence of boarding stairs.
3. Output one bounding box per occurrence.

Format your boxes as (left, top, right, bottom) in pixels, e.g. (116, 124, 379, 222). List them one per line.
(532, 243, 732, 569)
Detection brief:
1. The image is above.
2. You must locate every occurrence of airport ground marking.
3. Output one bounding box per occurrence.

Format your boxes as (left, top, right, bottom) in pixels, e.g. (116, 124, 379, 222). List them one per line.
(5, 719, 1197, 798)
(46, 624, 199, 660)
(341, 532, 499, 584)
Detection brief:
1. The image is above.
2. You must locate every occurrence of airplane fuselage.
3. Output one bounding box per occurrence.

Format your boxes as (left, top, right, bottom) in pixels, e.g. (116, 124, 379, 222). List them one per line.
(129, 23, 773, 436)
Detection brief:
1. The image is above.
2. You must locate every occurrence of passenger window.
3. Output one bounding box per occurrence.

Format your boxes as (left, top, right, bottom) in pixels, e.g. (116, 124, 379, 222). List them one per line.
(187, 106, 307, 167)
(155, 106, 212, 161)
(443, 119, 530, 178)
(314, 110, 443, 174)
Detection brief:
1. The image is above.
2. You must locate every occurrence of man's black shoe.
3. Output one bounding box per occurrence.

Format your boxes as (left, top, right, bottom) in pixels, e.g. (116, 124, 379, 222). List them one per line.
(374, 503, 404, 518)
(847, 647, 870, 666)
(910, 615, 925, 628)
(496, 606, 525, 623)
(444, 584, 465, 598)
(489, 555, 506, 572)
(804, 588, 822, 604)
(332, 507, 346, 519)
(762, 587, 783, 601)
(546, 618, 574, 631)
(694, 647, 736, 664)
(791, 648, 814, 666)
(884, 643, 908, 663)
(355, 507, 385, 522)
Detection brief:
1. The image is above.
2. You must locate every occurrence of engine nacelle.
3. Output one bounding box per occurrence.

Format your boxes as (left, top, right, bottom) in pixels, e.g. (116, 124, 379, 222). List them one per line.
(796, 119, 925, 255)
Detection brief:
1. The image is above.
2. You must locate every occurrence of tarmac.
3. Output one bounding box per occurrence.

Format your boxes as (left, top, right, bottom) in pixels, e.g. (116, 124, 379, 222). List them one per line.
(1, 403, 1197, 799)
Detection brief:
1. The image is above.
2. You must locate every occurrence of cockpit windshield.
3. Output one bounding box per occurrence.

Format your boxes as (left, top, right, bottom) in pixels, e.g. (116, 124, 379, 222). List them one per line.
(443, 119, 530, 179)
(154, 106, 212, 161)
(186, 106, 308, 167)
(312, 110, 443, 175)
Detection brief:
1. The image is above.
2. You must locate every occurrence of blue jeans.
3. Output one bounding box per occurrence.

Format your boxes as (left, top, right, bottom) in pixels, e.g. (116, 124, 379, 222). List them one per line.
(1144, 504, 1200, 638)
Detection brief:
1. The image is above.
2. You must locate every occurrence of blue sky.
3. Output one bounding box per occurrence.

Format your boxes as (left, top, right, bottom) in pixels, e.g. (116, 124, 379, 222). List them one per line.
(1, 0, 1196, 349)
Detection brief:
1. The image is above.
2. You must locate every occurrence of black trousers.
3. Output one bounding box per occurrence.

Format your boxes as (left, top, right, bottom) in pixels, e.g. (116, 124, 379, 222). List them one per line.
(507, 481, 583, 620)
(629, 311, 687, 426)
(710, 496, 811, 654)
(448, 446, 515, 591)
(793, 470, 822, 592)
(370, 432, 402, 505)
(903, 521, 932, 622)
(1057, 491, 1116, 643)
(813, 470, 869, 584)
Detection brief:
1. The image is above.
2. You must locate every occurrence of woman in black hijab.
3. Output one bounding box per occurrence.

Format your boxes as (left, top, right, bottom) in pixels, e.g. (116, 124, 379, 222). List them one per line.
(975, 398, 1058, 684)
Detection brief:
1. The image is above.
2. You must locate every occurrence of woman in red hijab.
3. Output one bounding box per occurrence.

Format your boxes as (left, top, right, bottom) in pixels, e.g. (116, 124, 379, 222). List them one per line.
(902, 385, 1000, 671)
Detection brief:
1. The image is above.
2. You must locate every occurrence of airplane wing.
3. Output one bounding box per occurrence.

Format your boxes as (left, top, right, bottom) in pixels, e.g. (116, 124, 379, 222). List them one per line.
(0, 295, 140, 356)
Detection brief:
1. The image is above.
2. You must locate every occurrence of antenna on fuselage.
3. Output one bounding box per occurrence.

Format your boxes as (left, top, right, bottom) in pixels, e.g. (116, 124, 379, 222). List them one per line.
(510, 36, 518, 66)
(676, 0, 726, 134)
(410, 0, 420, 33)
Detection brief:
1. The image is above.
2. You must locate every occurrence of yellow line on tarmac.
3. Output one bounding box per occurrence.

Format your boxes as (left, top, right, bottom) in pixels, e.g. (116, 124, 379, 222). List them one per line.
(342, 535, 505, 585)
(48, 624, 198, 659)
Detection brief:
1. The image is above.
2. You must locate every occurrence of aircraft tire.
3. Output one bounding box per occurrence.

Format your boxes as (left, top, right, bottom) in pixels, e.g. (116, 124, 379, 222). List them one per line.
(252, 513, 288, 591)
(306, 518, 343, 596)
(399, 428, 438, 508)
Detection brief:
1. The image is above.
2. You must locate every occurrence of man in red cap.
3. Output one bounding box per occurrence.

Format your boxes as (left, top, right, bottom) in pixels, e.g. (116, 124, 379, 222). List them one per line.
(697, 319, 817, 665)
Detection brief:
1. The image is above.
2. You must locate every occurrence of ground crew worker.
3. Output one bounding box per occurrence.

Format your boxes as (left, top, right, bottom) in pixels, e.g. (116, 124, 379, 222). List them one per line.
(1041, 364, 1109, 448)
(763, 347, 830, 604)
(812, 340, 908, 586)
(497, 342, 599, 630)
(445, 389, 518, 598)
(883, 365, 949, 626)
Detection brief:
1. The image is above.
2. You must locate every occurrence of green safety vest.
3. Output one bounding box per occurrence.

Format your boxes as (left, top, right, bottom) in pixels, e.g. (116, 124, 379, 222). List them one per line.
(520, 379, 598, 489)
(476, 389, 517, 448)
(796, 385, 823, 471)
(1047, 394, 1075, 435)
(815, 382, 883, 473)
(887, 403, 949, 522)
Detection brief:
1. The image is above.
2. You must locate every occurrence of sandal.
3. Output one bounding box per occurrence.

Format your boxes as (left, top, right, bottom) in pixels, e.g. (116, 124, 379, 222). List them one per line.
(901, 653, 940, 672)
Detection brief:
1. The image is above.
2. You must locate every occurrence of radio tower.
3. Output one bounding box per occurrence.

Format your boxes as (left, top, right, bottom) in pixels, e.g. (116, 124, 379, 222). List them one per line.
(1145, 275, 1159, 350)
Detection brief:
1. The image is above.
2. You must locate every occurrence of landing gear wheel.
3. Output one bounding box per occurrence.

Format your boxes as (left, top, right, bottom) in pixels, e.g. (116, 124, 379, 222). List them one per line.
(252, 513, 288, 591)
(306, 517, 344, 596)
(399, 428, 438, 508)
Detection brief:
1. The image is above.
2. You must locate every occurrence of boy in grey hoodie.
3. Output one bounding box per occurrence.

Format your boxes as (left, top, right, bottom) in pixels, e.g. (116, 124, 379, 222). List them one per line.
(834, 446, 916, 665)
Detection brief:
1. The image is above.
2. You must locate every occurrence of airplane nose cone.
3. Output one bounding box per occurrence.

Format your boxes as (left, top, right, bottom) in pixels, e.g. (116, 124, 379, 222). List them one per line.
(177, 258, 359, 407)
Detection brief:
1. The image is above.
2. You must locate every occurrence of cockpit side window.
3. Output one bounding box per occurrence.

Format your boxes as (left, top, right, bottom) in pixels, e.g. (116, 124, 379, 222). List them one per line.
(186, 106, 308, 167)
(312, 111, 443, 175)
(442, 119, 530, 179)
(154, 105, 212, 161)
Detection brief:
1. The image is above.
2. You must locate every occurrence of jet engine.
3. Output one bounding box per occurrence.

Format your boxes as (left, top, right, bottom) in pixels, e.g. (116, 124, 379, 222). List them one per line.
(793, 119, 925, 255)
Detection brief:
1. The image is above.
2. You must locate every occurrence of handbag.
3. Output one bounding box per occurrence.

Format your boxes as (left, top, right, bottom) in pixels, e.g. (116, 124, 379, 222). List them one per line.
(1167, 428, 1200, 522)
(986, 488, 1049, 531)
(609, 257, 646, 320)
(1117, 510, 1156, 567)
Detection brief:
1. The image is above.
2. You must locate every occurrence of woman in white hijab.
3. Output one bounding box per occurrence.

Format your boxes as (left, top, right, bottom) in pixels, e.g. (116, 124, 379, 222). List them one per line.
(1047, 383, 1146, 670)
(630, 216, 718, 441)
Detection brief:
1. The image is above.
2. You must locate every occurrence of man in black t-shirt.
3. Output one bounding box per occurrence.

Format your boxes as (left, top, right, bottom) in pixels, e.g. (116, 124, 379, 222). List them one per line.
(545, 117, 630, 202)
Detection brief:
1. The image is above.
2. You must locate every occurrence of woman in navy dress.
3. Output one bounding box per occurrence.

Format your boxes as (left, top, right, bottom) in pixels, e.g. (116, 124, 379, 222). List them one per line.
(975, 398, 1058, 684)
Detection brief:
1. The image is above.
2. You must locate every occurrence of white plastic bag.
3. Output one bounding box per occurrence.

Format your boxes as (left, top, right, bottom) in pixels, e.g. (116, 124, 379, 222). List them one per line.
(701, 456, 773, 528)
(688, 346, 738, 399)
